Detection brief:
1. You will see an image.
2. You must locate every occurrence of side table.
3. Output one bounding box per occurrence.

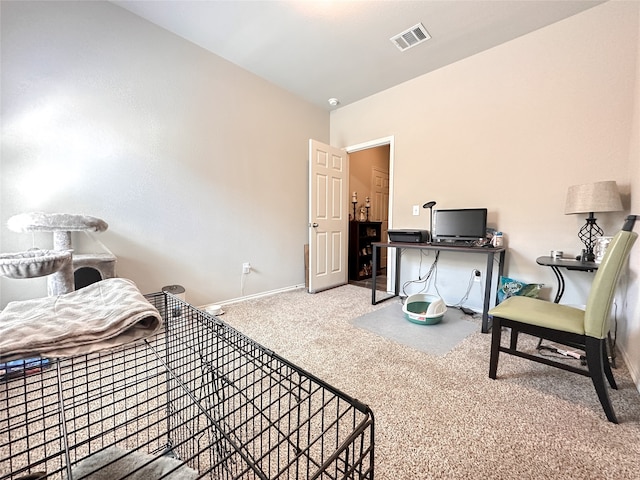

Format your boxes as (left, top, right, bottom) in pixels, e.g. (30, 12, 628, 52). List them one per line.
(535, 256, 598, 303)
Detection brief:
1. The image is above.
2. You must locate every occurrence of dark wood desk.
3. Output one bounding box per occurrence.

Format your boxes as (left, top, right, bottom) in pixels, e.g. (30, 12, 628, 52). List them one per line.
(372, 242, 506, 333)
(535, 256, 598, 303)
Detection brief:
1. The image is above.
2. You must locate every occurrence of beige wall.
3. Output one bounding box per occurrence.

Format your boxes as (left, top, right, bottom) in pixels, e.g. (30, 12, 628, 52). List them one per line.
(0, 1, 328, 307)
(331, 2, 640, 382)
(619, 3, 640, 385)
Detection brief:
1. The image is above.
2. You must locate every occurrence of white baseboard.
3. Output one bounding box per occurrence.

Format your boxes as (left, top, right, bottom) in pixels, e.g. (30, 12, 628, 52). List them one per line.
(616, 344, 640, 394)
(199, 284, 306, 310)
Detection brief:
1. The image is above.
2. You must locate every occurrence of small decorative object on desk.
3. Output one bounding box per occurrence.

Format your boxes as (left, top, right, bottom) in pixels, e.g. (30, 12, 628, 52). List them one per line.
(492, 231, 504, 247)
(365, 197, 371, 221)
(594, 236, 613, 263)
(483, 227, 496, 246)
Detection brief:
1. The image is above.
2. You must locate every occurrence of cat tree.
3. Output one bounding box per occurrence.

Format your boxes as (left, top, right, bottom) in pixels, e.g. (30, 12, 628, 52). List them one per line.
(0, 213, 116, 296)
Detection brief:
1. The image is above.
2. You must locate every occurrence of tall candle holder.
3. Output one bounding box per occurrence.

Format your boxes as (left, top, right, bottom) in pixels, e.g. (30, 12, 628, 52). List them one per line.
(365, 197, 370, 221)
(351, 192, 358, 221)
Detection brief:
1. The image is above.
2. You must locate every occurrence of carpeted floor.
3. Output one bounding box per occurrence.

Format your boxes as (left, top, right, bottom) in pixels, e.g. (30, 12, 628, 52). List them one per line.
(220, 284, 640, 479)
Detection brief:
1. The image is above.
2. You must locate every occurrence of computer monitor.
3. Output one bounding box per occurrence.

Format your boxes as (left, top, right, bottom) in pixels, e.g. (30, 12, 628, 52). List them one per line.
(432, 208, 487, 242)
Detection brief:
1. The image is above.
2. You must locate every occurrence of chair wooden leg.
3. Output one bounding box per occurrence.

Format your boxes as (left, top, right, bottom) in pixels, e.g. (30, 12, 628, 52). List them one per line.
(585, 336, 618, 423)
(489, 316, 502, 379)
(509, 329, 519, 350)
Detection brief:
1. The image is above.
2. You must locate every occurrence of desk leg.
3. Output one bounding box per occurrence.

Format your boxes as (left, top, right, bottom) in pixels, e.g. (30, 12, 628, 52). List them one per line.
(550, 266, 565, 303)
(496, 250, 505, 301)
(395, 247, 401, 297)
(481, 252, 495, 333)
(371, 244, 399, 305)
(372, 245, 379, 304)
(481, 250, 505, 333)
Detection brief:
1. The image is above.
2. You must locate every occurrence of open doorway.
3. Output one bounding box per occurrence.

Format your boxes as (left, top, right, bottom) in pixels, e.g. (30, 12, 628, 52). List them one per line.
(307, 137, 392, 294)
(347, 143, 390, 290)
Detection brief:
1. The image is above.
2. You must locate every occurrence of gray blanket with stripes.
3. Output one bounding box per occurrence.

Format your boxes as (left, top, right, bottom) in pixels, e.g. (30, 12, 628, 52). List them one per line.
(0, 278, 162, 360)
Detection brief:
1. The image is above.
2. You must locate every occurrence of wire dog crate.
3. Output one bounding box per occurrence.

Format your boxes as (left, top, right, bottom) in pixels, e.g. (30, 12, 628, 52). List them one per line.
(1, 291, 374, 479)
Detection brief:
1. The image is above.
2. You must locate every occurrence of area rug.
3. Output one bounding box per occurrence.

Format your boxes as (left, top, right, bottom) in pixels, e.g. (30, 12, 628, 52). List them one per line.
(350, 301, 478, 356)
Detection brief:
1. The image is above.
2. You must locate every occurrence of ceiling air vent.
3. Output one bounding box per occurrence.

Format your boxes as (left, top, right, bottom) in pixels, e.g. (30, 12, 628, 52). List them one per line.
(390, 23, 431, 52)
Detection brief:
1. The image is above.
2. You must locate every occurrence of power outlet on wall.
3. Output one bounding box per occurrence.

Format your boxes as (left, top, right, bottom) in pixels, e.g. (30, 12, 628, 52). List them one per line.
(242, 262, 251, 274)
(473, 269, 481, 282)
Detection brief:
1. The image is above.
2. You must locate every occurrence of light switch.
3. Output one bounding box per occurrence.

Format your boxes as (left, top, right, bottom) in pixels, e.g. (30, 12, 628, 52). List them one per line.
(412, 205, 419, 216)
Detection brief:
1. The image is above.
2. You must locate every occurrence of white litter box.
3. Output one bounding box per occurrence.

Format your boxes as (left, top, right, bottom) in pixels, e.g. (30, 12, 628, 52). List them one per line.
(402, 293, 447, 325)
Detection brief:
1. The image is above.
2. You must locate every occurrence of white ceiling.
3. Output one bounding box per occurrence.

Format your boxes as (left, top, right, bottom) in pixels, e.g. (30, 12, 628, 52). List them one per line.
(113, 0, 603, 110)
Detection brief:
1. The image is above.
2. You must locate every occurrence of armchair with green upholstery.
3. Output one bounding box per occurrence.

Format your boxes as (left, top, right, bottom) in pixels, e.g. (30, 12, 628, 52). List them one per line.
(488, 215, 638, 423)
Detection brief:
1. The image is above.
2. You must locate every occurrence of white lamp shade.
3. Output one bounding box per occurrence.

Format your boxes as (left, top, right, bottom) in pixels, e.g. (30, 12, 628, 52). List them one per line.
(564, 180, 623, 214)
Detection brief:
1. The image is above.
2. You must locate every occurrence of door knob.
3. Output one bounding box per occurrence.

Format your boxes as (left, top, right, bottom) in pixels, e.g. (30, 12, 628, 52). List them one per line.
(311, 223, 319, 227)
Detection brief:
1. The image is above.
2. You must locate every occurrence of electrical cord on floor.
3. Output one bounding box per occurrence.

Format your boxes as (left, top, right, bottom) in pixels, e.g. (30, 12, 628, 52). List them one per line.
(402, 251, 439, 297)
(452, 269, 478, 308)
(610, 300, 618, 367)
(537, 343, 587, 365)
(612, 309, 617, 350)
(240, 271, 247, 296)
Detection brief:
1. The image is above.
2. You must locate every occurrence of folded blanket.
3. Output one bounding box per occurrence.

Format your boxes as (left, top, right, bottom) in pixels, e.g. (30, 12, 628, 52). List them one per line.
(0, 278, 162, 360)
(70, 446, 199, 480)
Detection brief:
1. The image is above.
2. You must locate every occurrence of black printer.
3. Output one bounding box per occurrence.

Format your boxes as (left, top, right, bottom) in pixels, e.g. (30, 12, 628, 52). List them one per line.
(387, 229, 430, 243)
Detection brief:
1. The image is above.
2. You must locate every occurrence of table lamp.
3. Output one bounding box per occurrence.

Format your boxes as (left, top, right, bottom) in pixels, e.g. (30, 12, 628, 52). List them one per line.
(422, 201, 436, 241)
(564, 180, 622, 261)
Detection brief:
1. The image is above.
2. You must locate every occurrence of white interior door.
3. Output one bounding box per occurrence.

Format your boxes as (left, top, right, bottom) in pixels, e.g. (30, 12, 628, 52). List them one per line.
(308, 139, 348, 293)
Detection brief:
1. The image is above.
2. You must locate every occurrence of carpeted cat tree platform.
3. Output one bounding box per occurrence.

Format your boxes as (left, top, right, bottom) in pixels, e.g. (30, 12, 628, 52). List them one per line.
(1, 213, 116, 296)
